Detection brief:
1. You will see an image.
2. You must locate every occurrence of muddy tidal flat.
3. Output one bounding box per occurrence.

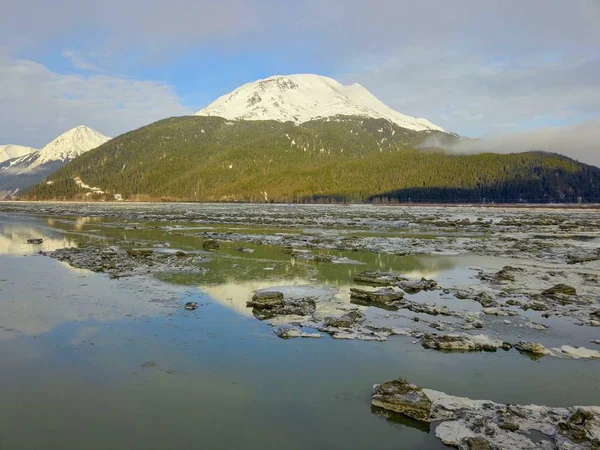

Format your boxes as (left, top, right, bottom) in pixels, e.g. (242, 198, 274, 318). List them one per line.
(0, 202, 599, 449)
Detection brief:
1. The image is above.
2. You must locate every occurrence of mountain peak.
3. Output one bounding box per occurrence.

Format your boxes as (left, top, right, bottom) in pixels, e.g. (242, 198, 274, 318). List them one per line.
(195, 74, 444, 132)
(0, 145, 37, 164)
(0, 125, 110, 197)
(34, 126, 110, 167)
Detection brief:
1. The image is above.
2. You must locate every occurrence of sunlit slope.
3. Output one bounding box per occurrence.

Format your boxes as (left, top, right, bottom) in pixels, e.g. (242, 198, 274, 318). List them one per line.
(25, 116, 600, 203)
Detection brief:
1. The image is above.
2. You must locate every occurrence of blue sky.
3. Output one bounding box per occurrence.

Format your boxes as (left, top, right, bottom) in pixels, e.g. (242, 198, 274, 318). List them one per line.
(1, 0, 599, 165)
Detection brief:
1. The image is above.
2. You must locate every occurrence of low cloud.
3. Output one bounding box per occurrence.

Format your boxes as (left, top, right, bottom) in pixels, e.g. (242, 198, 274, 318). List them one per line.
(431, 120, 600, 168)
(0, 56, 190, 147)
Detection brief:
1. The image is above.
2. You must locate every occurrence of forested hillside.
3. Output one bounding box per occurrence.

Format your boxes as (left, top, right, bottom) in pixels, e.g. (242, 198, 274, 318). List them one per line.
(25, 116, 600, 203)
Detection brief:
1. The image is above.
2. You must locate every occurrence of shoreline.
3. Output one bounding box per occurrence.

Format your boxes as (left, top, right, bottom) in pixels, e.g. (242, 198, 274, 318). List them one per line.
(2, 199, 600, 210)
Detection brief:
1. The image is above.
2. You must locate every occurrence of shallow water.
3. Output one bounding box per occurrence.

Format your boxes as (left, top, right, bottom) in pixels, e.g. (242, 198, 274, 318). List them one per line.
(1, 206, 599, 450)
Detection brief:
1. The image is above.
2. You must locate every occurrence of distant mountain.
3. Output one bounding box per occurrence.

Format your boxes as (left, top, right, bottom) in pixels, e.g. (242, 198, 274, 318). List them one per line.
(0, 126, 110, 197)
(0, 145, 37, 164)
(25, 115, 600, 203)
(195, 74, 444, 132)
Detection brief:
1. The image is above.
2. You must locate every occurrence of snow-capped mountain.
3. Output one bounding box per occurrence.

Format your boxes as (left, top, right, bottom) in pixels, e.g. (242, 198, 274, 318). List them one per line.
(195, 74, 444, 132)
(0, 126, 110, 197)
(24, 126, 110, 170)
(0, 145, 37, 164)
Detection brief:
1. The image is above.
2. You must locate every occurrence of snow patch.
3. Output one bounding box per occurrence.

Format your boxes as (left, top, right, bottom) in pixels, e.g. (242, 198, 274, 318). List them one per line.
(74, 177, 105, 195)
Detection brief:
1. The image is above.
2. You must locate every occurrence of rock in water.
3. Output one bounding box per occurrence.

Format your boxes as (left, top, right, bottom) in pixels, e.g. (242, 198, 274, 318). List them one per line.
(553, 345, 600, 359)
(27, 238, 43, 244)
(323, 310, 365, 328)
(478, 265, 524, 283)
(274, 327, 321, 339)
(543, 284, 577, 297)
(482, 307, 511, 316)
(421, 334, 504, 352)
(372, 378, 600, 450)
(398, 278, 438, 294)
(515, 341, 551, 356)
(353, 271, 408, 286)
(371, 378, 433, 421)
(247, 291, 285, 308)
(184, 302, 198, 310)
(463, 437, 494, 450)
(349, 287, 404, 308)
(246, 290, 316, 320)
(202, 239, 220, 250)
(47, 245, 206, 279)
(352, 271, 437, 294)
(313, 254, 334, 263)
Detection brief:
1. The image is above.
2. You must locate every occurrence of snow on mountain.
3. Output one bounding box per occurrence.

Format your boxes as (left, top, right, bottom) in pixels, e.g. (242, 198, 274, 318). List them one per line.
(4, 126, 110, 172)
(0, 126, 110, 197)
(32, 126, 110, 168)
(195, 74, 444, 132)
(0, 145, 37, 164)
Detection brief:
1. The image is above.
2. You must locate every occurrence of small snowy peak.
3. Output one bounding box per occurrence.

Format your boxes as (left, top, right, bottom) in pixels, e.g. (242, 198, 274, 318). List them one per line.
(0, 126, 110, 196)
(33, 126, 110, 168)
(195, 74, 444, 132)
(0, 145, 37, 164)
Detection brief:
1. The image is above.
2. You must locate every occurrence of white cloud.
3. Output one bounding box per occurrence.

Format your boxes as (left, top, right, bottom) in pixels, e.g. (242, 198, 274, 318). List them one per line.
(0, 0, 598, 154)
(442, 120, 600, 168)
(0, 56, 190, 147)
(339, 48, 600, 137)
(2, 0, 261, 54)
(6, 1, 596, 62)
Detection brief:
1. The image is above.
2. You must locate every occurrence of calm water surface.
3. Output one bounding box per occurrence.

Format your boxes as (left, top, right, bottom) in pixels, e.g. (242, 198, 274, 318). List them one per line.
(1, 212, 599, 450)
